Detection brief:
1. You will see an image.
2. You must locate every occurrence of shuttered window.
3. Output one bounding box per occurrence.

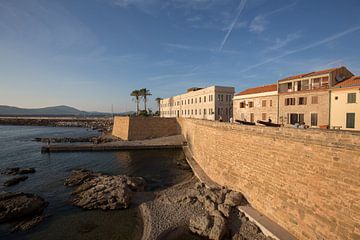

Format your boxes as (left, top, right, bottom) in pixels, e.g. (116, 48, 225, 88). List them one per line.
(347, 93, 356, 103)
(346, 113, 355, 128)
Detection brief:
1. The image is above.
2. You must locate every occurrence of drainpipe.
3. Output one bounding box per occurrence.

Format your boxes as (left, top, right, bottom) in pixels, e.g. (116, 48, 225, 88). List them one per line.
(329, 89, 332, 127)
(277, 82, 280, 124)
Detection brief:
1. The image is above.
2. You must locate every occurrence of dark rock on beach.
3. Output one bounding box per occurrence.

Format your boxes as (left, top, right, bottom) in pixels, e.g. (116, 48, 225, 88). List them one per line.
(2, 167, 36, 175)
(3, 176, 29, 187)
(0, 192, 48, 231)
(65, 169, 146, 210)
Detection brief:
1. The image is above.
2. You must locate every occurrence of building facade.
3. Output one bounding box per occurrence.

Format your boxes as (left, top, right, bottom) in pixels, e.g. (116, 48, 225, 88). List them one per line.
(278, 67, 353, 127)
(233, 84, 278, 123)
(330, 76, 360, 131)
(160, 86, 235, 121)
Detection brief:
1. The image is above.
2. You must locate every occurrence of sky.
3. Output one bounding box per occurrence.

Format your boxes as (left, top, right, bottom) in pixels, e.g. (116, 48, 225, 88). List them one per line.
(1, 0, 360, 112)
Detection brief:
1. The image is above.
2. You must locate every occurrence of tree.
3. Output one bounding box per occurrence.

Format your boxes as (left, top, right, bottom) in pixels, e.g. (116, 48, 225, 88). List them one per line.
(139, 88, 152, 113)
(155, 97, 163, 115)
(130, 90, 141, 115)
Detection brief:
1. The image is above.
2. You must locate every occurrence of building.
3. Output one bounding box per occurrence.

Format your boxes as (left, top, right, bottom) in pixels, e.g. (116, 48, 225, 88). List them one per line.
(160, 86, 235, 121)
(233, 84, 278, 123)
(278, 66, 353, 127)
(330, 76, 360, 130)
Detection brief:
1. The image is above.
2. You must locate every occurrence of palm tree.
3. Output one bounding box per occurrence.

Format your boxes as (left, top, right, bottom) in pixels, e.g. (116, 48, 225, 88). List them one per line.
(130, 90, 141, 115)
(139, 88, 152, 113)
(155, 97, 163, 115)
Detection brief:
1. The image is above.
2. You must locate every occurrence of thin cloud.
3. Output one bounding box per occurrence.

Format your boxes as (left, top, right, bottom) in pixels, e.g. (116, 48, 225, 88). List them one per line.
(166, 43, 241, 54)
(268, 31, 302, 51)
(249, 15, 266, 33)
(249, 1, 297, 34)
(241, 25, 360, 72)
(219, 0, 247, 51)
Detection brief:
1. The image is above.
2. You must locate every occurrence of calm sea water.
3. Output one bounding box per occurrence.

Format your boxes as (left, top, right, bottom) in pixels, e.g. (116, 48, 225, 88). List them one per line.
(0, 125, 197, 240)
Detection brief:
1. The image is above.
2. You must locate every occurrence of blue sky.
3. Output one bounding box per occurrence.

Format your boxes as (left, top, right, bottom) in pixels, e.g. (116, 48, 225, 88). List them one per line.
(1, 0, 360, 112)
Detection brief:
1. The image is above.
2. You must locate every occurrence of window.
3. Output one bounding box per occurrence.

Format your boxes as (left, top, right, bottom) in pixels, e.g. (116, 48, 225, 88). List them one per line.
(195, 98, 197, 104)
(346, 113, 355, 128)
(191, 110, 193, 115)
(249, 102, 254, 108)
(298, 97, 307, 105)
(311, 96, 318, 104)
(262, 113, 267, 120)
(221, 95, 224, 102)
(312, 78, 321, 89)
(348, 93, 356, 103)
(285, 98, 295, 106)
(218, 108, 221, 115)
(289, 113, 304, 124)
(204, 96, 206, 102)
(199, 97, 201, 103)
(191, 99, 193, 104)
(311, 113, 318, 126)
(321, 77, 329, 88)
(204, 108, 206, 115)
(287, 82, 292, 91)
(262, 100, 266, 107)
(269, 100, 272, 107)
(208, 109, 211, 114)
(195, 109, 197, 115)
(188, 99, 190, 104)
(250, 113, 254, 122)
(218, 95, 221, 101)
(240, 102, 245, 108)
(301, 80, 309, 90)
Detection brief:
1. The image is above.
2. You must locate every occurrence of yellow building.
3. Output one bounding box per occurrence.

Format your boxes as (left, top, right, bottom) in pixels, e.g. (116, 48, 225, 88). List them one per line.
(330, 76, 360, 131)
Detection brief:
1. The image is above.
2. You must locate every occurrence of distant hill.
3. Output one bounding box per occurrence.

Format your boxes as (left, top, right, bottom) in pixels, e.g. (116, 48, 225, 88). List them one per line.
(0, 105, 103, 117)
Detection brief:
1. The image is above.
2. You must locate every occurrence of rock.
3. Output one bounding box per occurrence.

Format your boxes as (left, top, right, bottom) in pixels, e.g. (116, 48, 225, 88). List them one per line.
(0, 192, 48, 227)
(218, 203, 231, 218)
(238, 221, 262, 239)
(3, 176, 28, 187)
(18, 168, 36, 174)
(11, 215, 45, 232)
(64, 169, 101, 187)
(189, 213, 212, 237)
(65, 170, 146, 210)
(126, 176, 146, 191)
(204, 198, 217, 212)
(224, 191, 243, 207)
(209, 215, 228, 240)
(209, 210, 224, 218)
(2, 168, 20, 175)
(2, 167, 36, 175)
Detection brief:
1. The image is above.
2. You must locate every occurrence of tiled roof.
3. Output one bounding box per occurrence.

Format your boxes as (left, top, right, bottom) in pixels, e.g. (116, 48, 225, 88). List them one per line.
(279, 67, 340, 82)
(235, 84, 277, 96)
(335, 76, 360, 88)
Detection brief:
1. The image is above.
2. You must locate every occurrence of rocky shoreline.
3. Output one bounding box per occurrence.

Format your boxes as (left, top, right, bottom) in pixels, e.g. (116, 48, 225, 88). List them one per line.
(0, 117, 113, 132)
(0, 165, 274, 240)
(140, 177, 274, 240)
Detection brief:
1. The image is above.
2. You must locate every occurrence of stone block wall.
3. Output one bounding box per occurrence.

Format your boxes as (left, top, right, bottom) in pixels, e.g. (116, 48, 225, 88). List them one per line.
(177, 118, 360, 240)
(112, 116, 130, 140)
(112, 116, 180, 140)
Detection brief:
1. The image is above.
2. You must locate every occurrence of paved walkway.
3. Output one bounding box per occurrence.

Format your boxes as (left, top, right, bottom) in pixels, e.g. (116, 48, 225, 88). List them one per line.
(41, 135, 185, 153)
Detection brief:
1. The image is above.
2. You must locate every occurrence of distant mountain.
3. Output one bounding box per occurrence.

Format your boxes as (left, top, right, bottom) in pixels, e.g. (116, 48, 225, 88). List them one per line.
(0, 105, 105, 117)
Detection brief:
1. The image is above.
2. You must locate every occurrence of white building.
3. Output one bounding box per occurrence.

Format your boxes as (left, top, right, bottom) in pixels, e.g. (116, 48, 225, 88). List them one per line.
(160, 86, 235, 121)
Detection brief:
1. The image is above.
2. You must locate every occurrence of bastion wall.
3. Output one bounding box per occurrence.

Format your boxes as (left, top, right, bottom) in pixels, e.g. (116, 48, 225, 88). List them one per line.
(112, 116, 360, 239)
(177, 118, 360, 240)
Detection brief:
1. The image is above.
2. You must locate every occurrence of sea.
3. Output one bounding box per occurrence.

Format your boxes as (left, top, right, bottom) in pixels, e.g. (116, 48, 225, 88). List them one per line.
(0, 125, 199, 240)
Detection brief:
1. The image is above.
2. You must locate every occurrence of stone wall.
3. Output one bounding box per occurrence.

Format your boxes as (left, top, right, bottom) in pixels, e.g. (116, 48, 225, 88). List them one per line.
(112, 116, 130, 140)
(112, 116, 179, 140)
(177, 118, 360, 240)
